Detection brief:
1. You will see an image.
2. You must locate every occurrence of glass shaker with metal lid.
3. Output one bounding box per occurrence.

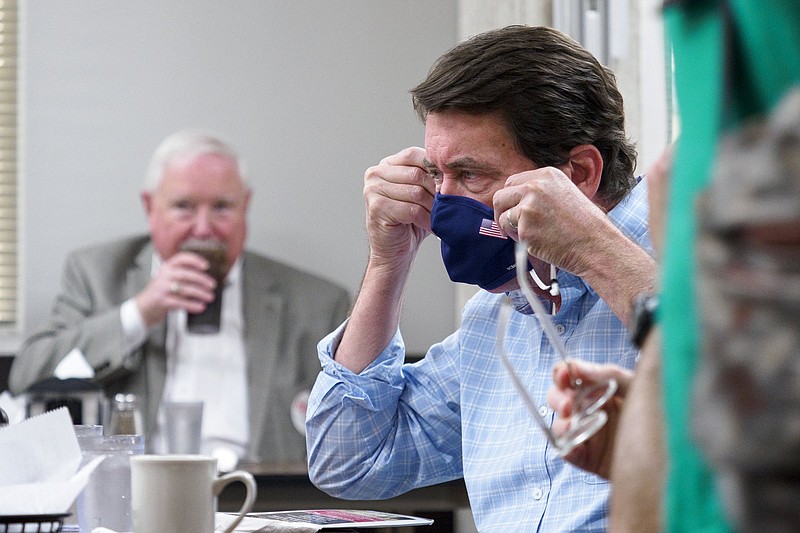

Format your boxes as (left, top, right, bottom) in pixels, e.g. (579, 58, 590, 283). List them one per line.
(107, 393, 143, 436)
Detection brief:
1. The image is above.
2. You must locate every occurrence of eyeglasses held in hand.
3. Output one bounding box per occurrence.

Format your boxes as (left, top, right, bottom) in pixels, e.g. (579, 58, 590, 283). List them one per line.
(494, 241, 618, 456)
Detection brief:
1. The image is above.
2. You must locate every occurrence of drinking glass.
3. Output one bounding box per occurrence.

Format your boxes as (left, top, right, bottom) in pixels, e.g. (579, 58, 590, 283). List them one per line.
(163, 400, 204, 454)
(180, 239, 227, 334)
(77, 434, 145, 532)
(62, 425, 104, 532)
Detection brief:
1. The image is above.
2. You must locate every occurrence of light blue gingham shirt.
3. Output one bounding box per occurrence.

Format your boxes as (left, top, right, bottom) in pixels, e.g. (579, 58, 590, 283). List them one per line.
(307, 178, 651, 532)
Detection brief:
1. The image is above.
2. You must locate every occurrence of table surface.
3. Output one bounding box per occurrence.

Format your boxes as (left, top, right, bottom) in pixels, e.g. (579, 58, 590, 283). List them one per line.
(218, 462, 469, 533)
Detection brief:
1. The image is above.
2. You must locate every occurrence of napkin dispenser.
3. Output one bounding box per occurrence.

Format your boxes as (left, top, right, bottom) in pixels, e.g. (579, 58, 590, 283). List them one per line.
(24, 378, 105, 425)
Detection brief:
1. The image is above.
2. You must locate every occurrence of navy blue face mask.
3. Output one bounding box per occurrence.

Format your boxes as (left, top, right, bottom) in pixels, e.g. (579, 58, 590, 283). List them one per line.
(430, 193, 525, 291)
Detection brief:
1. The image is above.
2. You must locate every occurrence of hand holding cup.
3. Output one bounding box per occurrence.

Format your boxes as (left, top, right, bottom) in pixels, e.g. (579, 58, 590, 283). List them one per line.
(179, 239, 228, 334)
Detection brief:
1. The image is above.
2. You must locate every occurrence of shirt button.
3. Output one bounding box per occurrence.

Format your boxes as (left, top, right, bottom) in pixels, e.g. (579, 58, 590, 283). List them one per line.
(533, 487, 543, 500)
(538, 405, 549, 417)
(555, 324, 566, 335)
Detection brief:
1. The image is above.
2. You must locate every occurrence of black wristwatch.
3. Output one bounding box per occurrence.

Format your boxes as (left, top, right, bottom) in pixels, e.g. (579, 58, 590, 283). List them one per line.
(630, 293, 659, 349)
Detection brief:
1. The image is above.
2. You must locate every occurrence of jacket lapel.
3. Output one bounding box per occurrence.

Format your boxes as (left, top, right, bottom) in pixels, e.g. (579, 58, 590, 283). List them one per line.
(241, 253, 284, 460)
(126, 242, 168, 436)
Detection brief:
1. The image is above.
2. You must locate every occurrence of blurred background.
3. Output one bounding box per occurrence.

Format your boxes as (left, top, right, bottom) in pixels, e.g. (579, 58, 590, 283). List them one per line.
(1, 0, 670, 365)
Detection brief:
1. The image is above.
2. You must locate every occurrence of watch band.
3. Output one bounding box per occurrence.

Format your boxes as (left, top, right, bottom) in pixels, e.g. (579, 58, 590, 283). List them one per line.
(630, 293, 659, 349)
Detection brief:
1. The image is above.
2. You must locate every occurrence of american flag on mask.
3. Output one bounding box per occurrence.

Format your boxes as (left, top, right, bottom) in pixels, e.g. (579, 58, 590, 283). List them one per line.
(478, 218, 507, 239)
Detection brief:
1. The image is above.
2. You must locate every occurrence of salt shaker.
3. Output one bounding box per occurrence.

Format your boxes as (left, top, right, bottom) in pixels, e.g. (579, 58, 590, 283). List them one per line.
(108, 393, 144, 436)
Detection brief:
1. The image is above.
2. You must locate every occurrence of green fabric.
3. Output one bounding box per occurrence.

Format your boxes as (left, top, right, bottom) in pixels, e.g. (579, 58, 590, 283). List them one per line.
(662, 1, 800, 531)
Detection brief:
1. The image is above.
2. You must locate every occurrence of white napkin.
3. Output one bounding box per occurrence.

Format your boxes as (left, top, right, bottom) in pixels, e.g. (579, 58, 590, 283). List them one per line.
(0, 407, 104, 515)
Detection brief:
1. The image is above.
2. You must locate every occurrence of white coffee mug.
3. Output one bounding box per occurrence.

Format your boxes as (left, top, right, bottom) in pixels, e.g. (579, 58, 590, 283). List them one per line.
(130, 455, 256, 533)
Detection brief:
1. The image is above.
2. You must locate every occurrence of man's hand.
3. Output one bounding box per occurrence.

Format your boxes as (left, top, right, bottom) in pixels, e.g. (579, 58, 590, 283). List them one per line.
(362, 147, 437, 271)
(334, 147, 437, 374)
(493, 164, 656, 325)
(134, 251, 217, 327)
(547, 360, 633, 479)
(493, 166, 614, 277)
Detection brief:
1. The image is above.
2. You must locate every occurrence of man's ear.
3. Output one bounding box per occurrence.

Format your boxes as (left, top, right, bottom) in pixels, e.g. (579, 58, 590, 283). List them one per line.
(141, 191, 153, 215)
(563, 144, 603, 200)
(243, 189, 252, 211)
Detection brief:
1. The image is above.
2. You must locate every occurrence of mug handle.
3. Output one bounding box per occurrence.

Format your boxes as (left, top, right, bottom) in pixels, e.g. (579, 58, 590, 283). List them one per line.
(212, 470, 257, 533)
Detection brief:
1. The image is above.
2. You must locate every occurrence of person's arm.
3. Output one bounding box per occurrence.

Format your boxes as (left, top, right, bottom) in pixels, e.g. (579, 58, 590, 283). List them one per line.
(9, 243, 217, 395)
(307, 318, 464, 500)
(9, 252, 131, 394)
(609, 327, 665, 531)
(605, 147, 671, 528)
(546, 145, 672, 496)
(334, 147, 436, 373)
(518, 172, 655, 325)
(566, 218, 656, 326)
(608, 147, 672, 526)
(492, 152, 657, 325)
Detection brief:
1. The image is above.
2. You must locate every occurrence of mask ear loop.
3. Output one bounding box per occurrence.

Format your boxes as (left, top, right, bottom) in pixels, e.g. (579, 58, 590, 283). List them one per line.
(515, 241, 570, 361)
(519, 246, 561, 314)
(549, 264, 560, 314)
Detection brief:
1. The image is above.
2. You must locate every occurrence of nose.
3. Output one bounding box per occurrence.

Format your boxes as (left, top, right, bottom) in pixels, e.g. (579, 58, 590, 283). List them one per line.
(191, 207, 214, 238)
(438, 176, 460, 196)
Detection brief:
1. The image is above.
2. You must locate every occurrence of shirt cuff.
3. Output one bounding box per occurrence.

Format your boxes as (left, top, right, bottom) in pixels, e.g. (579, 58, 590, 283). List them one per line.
(120, 298, 148, 352)
(318, 320, 404, 377)
(313, 320, 406, 411)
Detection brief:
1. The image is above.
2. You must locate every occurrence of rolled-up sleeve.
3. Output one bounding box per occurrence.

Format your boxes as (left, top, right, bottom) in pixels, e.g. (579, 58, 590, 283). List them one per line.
(306, 320, 462, 500)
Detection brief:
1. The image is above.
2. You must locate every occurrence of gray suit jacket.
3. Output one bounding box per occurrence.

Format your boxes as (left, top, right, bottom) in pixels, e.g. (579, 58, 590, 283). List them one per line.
(10, 235, 351, 464)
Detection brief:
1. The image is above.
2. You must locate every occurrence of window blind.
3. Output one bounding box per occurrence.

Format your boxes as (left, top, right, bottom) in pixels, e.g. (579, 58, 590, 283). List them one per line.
(0, 0, 17, 327)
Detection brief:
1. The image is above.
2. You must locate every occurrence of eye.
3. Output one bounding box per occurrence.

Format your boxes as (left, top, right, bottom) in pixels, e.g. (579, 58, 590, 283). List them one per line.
(426, 169, 442, 182)
(213, 200, 234, 212)
(172, 200, 194, 212)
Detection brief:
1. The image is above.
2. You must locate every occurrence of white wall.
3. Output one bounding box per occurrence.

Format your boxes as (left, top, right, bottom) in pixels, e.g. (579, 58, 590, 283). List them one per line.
(17, 1, 458, 355)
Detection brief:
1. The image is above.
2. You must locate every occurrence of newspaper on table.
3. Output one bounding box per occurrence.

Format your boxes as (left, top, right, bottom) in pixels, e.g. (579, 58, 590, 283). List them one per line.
(217, 509, 434, 532)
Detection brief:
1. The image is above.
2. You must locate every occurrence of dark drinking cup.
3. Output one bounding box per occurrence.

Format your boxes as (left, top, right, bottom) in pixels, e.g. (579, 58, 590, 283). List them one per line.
(180, 239, 227, 334)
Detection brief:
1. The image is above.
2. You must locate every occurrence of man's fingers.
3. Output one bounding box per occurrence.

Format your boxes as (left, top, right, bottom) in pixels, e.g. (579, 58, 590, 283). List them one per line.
(553, 360, 633, 398)
(378, 146, 427, 167)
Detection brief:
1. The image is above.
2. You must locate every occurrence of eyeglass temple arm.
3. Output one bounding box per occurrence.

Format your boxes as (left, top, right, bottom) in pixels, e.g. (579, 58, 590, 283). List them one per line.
(496, 302, 562, 449)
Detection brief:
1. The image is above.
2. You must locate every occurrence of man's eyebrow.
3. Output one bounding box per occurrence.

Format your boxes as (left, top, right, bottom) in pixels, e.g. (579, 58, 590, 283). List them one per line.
(422, 156, 497, 172)
(447, 156, 489, 170)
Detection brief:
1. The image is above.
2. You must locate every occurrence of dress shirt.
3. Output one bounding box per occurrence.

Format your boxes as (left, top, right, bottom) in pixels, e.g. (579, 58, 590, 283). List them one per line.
(306, 178, 651, 532)
(121, 256, 249, 465)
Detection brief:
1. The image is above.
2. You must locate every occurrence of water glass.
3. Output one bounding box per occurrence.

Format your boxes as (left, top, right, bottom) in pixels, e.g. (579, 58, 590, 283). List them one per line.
(163, 400, 204, 454)
(77, 434, 145, 532)
(62, 425, 104, 532)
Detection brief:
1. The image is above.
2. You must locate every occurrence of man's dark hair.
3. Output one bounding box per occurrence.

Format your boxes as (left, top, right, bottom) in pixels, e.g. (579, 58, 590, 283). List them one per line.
(411, 25, 637, 206)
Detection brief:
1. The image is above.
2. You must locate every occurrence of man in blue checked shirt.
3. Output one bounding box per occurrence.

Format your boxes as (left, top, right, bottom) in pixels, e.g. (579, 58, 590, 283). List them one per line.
(306, 25, 657, 532)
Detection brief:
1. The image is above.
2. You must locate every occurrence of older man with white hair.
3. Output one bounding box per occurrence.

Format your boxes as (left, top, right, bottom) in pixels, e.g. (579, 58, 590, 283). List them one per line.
(10, 129, 350, 469)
